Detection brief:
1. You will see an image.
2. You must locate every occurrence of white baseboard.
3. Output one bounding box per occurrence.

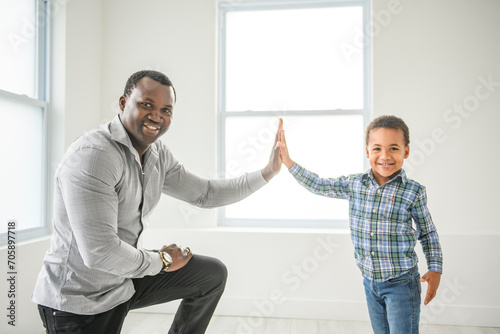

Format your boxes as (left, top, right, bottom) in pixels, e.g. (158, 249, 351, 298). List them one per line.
(131, 296, 500, 328)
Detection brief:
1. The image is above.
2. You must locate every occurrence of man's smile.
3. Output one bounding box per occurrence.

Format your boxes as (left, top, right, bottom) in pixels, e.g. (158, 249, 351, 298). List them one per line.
(144, 123, 160, 132)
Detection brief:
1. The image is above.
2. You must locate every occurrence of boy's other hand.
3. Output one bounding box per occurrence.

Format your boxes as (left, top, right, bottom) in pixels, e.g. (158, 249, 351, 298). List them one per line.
(261, 118, 283, 181)
(278, 126, 295, 169)
(420, 271, 441, 305)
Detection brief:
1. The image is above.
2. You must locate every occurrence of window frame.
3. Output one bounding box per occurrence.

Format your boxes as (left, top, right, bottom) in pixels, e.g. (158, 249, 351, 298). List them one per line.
(0, 0, 50, 245)
(217, 0, 371, 228)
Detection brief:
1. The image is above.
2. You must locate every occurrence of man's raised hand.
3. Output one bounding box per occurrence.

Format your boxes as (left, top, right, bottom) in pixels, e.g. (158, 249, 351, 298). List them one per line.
(261, 118, 283, 181)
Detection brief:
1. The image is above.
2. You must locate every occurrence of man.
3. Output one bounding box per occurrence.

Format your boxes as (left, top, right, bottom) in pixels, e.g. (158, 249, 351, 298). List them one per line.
(32, 70, 282, 333)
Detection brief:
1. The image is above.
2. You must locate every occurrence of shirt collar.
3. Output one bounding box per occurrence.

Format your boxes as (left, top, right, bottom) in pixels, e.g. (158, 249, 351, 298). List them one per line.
(362, 168, 408, 186)
(110, 115, 133, 148)
(109, 115, 158, 161)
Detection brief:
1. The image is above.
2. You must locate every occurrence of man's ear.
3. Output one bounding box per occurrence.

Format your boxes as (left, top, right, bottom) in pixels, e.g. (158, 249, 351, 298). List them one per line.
(119, 96, 126, 111)
(404, 145, 410, 159)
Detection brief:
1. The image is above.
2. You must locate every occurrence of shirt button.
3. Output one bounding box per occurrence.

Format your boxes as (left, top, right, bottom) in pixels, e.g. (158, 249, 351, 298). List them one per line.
(370, 232, 374, 237)
(372, 209, 376, 213)
(371, 251, 375, 256)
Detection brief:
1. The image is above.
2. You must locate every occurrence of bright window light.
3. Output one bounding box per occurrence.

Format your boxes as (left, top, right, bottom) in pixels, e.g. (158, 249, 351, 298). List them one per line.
(0, 0, 37, 98)
(0, 97, 44, 233)
(224, 115, 364, 221)
(225, 6, 364, 112)
(0, 0, 48, 243)
(219, 1, 369, 227)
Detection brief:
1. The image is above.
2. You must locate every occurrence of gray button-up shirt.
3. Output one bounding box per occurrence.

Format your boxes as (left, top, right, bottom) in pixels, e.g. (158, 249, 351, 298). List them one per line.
(32, 116, 267, 314)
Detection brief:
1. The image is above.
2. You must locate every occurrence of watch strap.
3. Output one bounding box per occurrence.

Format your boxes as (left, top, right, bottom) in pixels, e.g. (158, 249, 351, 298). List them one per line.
(158, 251, 172, 272)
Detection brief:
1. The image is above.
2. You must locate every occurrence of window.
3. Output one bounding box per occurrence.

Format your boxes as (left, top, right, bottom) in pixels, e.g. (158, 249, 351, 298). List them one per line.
(218, 0, 370, 228)
(0, 0, 49, 244)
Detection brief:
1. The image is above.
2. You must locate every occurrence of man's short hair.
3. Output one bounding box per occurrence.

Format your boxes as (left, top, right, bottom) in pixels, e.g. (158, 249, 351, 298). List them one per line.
(365, 115, 410, 146)
(123, 70, 176, 101)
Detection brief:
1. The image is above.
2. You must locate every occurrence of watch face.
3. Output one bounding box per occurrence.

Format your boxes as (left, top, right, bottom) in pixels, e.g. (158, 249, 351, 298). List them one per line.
(163, 252, 172, 263)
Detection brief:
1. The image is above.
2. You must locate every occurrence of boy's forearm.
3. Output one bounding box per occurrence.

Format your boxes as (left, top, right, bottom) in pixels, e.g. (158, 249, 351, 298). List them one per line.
(289, 163, 350, 200)
(284, 158, 295, 170)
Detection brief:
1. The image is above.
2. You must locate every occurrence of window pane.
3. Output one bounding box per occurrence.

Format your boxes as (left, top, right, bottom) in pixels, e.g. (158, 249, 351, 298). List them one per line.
(0, 0, 37, 97)
(224, 115, 364, 220)
(0, 97, 44, 233)
(225, 6, 364, 112)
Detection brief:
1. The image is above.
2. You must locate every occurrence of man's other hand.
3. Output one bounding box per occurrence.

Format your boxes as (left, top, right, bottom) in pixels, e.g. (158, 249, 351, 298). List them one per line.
(160, 244, 193, 272)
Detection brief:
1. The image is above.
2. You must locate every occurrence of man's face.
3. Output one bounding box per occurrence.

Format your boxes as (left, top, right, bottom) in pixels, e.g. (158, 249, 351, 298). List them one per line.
(366, 127, 409, 185)
(119, 77, 175, 156)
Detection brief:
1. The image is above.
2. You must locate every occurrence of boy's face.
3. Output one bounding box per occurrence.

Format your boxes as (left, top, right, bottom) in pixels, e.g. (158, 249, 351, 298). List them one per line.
(366, 127, 410, 185)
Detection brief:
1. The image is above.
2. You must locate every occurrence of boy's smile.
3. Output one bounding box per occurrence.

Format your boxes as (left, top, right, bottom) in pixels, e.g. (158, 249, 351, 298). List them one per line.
(366, 127, 410, 185)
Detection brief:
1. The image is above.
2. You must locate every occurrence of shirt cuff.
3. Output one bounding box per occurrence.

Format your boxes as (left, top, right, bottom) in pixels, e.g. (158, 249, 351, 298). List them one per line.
(428, 260, 443, 274)
(146, 250, 164, 275)
(248, 170, 269, 192)
(289, 163, 300, 175)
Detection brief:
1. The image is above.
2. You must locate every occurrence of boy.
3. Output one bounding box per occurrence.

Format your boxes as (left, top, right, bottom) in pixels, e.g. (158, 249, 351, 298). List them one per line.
(279, 115, 443, 333)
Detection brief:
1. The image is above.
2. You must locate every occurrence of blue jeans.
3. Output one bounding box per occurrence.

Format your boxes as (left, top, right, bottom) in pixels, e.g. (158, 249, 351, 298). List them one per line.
(363, 268, 421, 334)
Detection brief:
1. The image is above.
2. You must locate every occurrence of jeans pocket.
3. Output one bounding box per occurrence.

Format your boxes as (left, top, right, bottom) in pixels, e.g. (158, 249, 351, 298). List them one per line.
(37, 305, 48, 332)
(416, 274, 422, 294)
(52, 310, 96, 334)
(386, 273, 410, 285)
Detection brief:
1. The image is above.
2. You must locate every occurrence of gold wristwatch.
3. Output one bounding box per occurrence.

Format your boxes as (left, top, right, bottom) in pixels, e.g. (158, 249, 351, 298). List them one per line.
(158, 251, 172, 272)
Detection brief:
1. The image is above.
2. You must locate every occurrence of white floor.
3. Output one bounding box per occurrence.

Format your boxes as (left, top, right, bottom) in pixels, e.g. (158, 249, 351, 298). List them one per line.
(121, 313, 500, 334)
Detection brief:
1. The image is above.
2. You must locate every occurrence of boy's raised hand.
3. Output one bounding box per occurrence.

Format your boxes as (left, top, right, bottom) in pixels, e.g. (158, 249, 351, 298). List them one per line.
(420, 271, 441, 305)
(278, 125, 295, 169)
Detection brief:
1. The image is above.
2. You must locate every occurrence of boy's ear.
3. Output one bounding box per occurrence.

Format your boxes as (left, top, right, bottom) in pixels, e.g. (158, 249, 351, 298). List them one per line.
(404, 145, 410, 159)
(365, 146, 370, 158)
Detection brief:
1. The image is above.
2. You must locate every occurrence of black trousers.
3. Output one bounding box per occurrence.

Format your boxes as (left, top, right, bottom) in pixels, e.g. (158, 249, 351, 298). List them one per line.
(38, 255, 227, 334)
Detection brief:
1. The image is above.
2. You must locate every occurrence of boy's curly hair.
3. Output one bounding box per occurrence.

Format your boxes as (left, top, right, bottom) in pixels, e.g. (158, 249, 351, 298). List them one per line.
(365, 115, 410, 146)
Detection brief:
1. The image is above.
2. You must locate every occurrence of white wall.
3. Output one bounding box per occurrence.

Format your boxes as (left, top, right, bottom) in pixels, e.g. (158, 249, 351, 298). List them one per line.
(4, 0, 499, 333)
(372, 0, 500, 236)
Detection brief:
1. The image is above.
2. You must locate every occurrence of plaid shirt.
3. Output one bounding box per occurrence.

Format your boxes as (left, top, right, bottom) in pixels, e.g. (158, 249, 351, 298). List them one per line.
(290, 163, 443, 282)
